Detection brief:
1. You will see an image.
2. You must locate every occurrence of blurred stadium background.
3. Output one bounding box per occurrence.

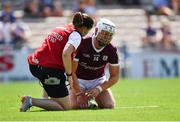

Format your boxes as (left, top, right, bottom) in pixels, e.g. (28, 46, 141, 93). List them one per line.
(0, 0, 180, 81)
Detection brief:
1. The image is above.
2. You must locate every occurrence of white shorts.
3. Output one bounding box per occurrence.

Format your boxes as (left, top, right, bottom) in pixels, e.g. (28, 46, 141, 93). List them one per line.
(78, 75, 107, 90)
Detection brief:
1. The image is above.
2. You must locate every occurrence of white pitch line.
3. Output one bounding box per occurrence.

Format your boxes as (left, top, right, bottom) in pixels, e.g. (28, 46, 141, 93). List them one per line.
(117, 105, 159, 109)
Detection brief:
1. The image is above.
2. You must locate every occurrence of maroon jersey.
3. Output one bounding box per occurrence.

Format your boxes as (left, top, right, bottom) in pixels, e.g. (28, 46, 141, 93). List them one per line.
(74, 37, 119, 80)
(28, 24, 81, 71)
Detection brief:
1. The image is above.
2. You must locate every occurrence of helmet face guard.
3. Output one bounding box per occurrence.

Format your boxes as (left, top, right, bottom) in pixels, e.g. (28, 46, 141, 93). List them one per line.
(95, 18, 116, 36)
(95, 18, 116, 47)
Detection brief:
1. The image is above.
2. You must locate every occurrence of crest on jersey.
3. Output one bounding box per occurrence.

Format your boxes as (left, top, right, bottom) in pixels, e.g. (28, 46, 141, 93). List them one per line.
(103, 55, 108, 61)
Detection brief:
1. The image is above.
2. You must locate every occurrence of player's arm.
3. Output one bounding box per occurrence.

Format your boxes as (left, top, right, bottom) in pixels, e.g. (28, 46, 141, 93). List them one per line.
(86, 64, 119, 98)
(72, 59, 89, 108)
(63, 31, 81, 82)
(100, 49, 120, 91)
(100, 64, 120, 90)
(62, 43, 75, 81)
(72, 59, 82, 93)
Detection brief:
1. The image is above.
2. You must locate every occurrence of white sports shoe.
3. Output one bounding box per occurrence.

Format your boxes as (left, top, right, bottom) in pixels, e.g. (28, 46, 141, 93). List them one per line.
(88, 99, 98, 109)
(20, 96, 32, 112)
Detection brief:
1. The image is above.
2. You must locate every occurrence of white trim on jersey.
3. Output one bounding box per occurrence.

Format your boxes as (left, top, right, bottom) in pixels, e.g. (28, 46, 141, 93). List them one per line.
(73, 58, 79, 62)
(109, 63, 119, 66)
(67, 31, 81, 50)
(92, 36, 105, 53)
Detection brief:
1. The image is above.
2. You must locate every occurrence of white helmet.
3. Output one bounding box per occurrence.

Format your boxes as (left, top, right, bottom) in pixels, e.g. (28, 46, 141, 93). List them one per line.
(95, 18, 116, 36)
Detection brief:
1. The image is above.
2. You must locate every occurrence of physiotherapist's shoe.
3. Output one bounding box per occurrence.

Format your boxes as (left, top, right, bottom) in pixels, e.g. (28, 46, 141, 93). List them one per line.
(20, 96, 32, 112)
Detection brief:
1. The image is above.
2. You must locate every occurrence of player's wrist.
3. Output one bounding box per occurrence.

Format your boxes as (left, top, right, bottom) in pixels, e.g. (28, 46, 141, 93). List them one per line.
(66, 73, 72, 77)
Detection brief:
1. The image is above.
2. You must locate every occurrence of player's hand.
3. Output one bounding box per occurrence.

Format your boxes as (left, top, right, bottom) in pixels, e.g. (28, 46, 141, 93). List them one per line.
(86, 88, 100, 98)
(77, 94, 88, 109)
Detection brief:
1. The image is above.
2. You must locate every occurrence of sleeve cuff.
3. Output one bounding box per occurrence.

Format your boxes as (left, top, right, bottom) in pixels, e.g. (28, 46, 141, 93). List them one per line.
(109, 63, 119, 66)
(73, 58, 79, 61)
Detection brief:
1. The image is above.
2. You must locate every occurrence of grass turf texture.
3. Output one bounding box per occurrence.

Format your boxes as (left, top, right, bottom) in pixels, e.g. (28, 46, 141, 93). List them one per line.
(0, 78, 179, 121)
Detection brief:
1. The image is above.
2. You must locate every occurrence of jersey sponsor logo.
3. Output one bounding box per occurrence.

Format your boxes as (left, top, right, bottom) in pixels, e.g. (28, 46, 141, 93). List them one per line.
(82, 53, 90, 58)
(79, 62, 104, 70)
(0, 55, 14, 72)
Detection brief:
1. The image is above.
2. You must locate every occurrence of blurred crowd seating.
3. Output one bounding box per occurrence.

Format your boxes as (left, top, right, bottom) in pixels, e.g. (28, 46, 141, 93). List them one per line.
(0, 0, 180, 52)
(22, 8, 180, 52)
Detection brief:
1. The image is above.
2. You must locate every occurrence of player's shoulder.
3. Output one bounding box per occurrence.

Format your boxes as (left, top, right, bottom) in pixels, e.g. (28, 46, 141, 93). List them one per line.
(53, 23, 74, 33)
(82, 36, 92, 45)
(106, 43, 117, 52)
(75, 36, 91, 51)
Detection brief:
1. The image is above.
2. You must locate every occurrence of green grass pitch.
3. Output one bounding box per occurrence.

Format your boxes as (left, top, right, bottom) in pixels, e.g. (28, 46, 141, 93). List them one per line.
(0, 78, 179, 121)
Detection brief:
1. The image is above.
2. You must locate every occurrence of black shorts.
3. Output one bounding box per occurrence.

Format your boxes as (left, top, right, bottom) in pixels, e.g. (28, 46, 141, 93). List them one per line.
(29, 64, 68, 98)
